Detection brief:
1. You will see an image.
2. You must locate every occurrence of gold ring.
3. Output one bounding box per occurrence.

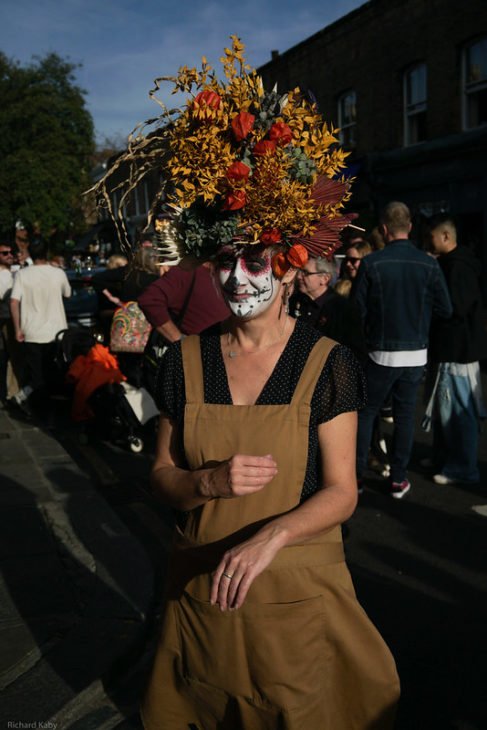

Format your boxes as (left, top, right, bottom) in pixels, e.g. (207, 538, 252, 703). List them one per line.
(223, 572, 233, 579)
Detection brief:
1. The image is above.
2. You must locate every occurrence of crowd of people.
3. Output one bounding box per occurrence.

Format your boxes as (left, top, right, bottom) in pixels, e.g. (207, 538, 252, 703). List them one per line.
(2, 36, 486, 727)
(2, 206, 485, 729)
(1, 205, 484, 501)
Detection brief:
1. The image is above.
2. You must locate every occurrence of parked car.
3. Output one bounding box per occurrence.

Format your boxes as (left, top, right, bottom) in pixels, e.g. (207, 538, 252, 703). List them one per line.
(64, 267, 106, 328)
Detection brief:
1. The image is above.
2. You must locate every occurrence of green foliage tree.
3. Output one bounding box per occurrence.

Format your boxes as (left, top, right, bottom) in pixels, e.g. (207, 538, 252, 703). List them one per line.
(0, 51, 95, 242)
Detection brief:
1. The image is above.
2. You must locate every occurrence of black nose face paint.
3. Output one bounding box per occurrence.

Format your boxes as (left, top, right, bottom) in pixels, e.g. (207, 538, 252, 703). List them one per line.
(218, 246, 279, 319)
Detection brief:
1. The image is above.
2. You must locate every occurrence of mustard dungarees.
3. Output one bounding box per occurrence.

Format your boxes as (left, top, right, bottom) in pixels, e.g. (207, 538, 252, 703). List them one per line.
(141, 335, 400, 730)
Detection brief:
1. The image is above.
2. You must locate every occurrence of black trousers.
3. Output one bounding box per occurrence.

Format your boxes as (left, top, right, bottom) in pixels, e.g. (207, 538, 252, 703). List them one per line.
(22, 340, 57, 411)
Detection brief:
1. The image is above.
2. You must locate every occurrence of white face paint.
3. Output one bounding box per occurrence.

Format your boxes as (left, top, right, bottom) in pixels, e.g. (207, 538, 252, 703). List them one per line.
(217, 245, 280, 319)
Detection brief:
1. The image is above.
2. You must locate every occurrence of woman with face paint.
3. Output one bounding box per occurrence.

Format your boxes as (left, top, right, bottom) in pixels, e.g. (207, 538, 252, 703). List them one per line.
(141, 239, 399, 729)
(96, 38, 399, 730)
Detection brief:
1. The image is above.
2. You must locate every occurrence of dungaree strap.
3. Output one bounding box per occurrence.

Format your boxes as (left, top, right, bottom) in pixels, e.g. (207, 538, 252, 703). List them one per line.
(181, 335, 204, 404)
(291, 337, 337, 406)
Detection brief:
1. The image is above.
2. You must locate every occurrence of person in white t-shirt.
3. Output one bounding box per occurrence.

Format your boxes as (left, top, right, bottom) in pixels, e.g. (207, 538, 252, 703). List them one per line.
(10, 238, 71, 413)
(0, 242, 15, 403)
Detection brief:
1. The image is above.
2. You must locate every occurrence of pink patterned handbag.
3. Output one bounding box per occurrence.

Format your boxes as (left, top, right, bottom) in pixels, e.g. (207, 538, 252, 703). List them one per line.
(109, 301, 152, 353)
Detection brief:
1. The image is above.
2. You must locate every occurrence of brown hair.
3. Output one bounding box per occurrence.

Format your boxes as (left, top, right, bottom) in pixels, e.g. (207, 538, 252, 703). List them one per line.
(380, 201, 411, 236)
(347, 240, 372, 259)
(132, 244, 159, 274)
(367, 226, 386, 251)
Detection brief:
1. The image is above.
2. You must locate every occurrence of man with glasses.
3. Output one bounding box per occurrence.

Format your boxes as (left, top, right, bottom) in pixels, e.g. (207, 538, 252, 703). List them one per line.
(0, 243, 14, 404)
(353, 202, 452, 498)
(0, 244, 14, 289)
(292, 255, 366, 361)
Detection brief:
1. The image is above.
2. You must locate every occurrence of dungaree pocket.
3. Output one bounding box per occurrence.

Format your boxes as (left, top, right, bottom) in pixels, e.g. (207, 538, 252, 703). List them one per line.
(174, 588, 327, 717)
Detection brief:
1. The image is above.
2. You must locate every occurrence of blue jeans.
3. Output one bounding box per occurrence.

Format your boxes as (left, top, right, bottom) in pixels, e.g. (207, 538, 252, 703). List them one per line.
(432, 365, 480, 482)
(357, 360, 424, 483)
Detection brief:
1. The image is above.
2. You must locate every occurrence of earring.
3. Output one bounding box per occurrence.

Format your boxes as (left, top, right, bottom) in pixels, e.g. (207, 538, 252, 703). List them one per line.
(283, 283, 291, 313)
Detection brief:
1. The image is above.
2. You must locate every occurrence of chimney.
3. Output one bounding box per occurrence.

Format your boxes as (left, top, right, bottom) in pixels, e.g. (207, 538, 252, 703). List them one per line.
(271, 50, 279, 60)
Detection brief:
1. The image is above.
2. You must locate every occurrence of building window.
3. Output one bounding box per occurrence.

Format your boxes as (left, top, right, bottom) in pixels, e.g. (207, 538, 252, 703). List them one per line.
(463, 37, 487, 129)
(337, 90, 357, 147)
(404, 64, 427, 145)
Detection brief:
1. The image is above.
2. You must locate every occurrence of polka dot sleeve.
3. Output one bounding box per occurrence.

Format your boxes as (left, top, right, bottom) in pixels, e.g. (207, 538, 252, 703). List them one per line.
(312, 345, 366, 425)
(155, 342, 185, 421)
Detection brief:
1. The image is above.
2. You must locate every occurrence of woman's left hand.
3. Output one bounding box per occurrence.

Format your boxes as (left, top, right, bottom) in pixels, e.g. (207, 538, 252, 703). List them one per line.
(210, 526, 286, 611)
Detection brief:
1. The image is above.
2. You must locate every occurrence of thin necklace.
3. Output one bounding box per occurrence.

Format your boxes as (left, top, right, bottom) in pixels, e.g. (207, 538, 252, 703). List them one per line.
(227, 317, 288, 358)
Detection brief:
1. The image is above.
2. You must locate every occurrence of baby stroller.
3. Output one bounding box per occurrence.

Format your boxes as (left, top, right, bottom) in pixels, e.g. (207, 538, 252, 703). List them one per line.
(88, 378, 159, 453)
(58, 328, 159, 453)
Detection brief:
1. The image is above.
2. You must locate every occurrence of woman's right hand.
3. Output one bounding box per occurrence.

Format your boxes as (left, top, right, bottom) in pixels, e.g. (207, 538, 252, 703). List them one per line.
(200, 454, 277, 500)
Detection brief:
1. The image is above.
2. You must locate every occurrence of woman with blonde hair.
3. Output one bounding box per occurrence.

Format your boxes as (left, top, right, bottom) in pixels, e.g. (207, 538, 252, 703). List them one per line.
(342, 239, 373, 283)
(106, 253, 128, 269)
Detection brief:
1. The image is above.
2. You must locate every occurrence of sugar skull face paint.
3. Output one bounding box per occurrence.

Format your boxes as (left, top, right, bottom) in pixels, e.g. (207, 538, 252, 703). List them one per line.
(217, 245, 280, 319)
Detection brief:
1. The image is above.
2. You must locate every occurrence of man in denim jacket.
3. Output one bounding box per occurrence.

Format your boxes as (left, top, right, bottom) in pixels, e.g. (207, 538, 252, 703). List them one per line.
(353, 202, 452, 498)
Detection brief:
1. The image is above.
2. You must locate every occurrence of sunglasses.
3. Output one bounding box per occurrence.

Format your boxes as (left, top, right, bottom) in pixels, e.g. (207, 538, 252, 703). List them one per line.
(0, 250, 13, 256)
(296, 271, 323, 278)
(344, 256, 360, 265)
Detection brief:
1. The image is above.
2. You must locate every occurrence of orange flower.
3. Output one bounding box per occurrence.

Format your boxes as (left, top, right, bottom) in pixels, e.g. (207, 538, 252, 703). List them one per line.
(231, 111, 255, 141)
(253, 139, 277, 156)
(271, 252, 290, 278)
(226, 161, 250, 184)
(194, 90, 221, 109)
(223, 190, 246, 210)
(260, 228, 281, 245)
(286, 244, 309, 268)
(269, 122, 293, 146)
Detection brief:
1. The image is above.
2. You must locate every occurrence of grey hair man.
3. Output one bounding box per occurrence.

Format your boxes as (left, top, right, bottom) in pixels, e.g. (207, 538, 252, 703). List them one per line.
(292, 254, 366, 361)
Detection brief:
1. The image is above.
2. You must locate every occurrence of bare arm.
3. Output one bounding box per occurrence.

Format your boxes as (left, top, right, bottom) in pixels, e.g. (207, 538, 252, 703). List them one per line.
(102, 288, 123, 307)
(10, 298, 24, 342)
(150, 415, 278, 512)
(155, 320, 183, 343)
(211, 410, 358, 610)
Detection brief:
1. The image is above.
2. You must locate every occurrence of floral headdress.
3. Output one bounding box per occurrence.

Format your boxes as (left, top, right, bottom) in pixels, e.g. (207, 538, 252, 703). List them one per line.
(92, 36, 355, 277)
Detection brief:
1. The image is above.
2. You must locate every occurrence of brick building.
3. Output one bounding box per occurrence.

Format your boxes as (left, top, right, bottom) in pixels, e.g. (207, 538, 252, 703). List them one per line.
(258, 0, 487, 281)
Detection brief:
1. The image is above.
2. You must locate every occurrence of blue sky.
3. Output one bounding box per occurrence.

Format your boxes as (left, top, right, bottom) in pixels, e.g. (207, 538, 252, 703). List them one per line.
(1, 0, 366, 145)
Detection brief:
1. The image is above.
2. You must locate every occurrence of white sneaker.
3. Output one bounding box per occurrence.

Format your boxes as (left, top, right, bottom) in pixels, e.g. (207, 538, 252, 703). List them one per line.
(434, 473, 478, 486)
(390, 480, 411, 499)
(433, 473, 455, 485)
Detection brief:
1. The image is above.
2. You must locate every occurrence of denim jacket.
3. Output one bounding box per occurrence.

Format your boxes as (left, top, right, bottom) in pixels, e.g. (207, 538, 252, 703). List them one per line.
(353, 239, 452, 351)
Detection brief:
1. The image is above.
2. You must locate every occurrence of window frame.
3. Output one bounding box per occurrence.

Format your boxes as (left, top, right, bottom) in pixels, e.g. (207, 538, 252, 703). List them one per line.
(337, 89, 357, 148)
(403, 62, 427, 146)
(462, 36, 487, 130)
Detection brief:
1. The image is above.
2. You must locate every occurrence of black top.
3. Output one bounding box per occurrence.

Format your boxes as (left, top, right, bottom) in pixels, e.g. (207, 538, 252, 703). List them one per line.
(429, 245, 487, 363)
(290, 288, 367, 363)
(91, 265, 159, 307)
(156, 318, 365, 503)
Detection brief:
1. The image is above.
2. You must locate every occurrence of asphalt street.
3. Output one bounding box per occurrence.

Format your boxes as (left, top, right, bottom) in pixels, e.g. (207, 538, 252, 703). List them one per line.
(1, 374, 486, 730)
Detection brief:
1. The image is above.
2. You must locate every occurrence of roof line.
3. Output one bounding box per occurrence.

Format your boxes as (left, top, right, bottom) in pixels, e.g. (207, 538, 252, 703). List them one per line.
(258, 0, 374, 71)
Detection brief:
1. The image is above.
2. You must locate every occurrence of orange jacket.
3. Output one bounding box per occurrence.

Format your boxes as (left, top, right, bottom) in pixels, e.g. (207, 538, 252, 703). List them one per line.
(66, 344, 126, 421)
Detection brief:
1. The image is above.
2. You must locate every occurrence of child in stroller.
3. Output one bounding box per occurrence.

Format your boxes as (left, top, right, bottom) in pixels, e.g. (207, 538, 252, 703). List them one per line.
(57, 327, 158, 453)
